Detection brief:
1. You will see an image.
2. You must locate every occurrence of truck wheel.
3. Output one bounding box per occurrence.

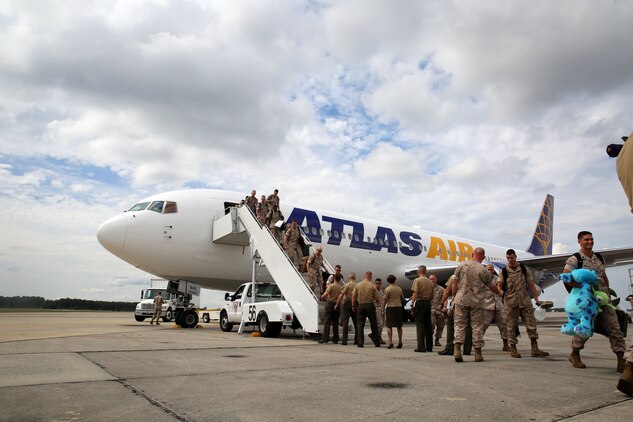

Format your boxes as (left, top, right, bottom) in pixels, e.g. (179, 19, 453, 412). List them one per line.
(135, 315, 145, 322)
(202, 313, 210, 323)
(162, 308, 173, 322)
(181, 309, 199, 328)
(220, 311, 233, 332)
(258, 312, 282, 337)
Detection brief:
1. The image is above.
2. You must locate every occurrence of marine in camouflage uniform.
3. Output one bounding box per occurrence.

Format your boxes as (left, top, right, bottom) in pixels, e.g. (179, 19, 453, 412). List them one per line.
(484, 265, 509, 351)
(430, 275, 446, 347)
(319, 274, 344, 344)
(411, 266, 435, 353)
(452, 247, 495, 362)
(336, 273, 358, 346)
(438, 275, 472, 356)
(256, 195, 269, 226)
(266, 205, 284, 243)
(285, 220, 303, 267)
(306, 246, 324, 296)
(497, 250, 548, 358)
(564, 231, 626, 372)
(374, 279, 386, 344)
(267, 189, 280, 209)
(245, 190, 258, 214)
(352, 272, 381, 348)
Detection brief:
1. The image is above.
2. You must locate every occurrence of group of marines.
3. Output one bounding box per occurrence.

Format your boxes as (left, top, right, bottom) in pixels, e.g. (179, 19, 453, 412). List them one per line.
(241, 188, 633, 397)
(312, 229, 633, 397)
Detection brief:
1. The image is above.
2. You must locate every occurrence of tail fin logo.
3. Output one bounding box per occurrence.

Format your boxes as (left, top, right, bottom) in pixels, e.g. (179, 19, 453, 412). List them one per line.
(527, 194, 554, 256)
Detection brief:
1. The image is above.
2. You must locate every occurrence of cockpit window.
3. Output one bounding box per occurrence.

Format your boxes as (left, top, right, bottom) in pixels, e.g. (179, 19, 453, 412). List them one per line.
(128, 202, 150, 211)
(148, 201, 165, 213)
(164, 201, 178, 214)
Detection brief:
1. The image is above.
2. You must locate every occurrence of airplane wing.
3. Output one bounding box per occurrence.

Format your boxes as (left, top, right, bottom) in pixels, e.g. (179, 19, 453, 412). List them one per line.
(403, 247, 633, 290)
(517, 247, 633, 273)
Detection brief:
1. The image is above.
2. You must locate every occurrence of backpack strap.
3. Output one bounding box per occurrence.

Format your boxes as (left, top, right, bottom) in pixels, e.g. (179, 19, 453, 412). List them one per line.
(573, 252, 583, 268)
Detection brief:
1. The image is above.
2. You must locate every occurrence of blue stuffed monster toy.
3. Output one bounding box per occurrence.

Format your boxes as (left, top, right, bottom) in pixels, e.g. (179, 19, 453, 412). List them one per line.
(560, 269, 599, 338)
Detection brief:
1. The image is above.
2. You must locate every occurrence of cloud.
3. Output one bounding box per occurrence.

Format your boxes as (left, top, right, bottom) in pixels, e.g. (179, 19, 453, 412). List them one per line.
(0, 1, 632, 308)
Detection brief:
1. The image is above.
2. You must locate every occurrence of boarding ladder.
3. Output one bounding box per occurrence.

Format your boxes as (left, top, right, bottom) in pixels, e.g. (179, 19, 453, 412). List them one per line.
(212, 206, 335, 334)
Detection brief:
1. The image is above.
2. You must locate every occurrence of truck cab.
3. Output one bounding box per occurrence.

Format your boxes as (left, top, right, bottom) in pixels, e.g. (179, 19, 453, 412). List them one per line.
(220, 282, 298, 337)
(134, 288, 176, 322)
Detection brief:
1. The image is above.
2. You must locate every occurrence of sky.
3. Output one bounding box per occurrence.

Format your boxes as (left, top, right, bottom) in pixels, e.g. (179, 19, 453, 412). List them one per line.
(1, 0, 632, 309)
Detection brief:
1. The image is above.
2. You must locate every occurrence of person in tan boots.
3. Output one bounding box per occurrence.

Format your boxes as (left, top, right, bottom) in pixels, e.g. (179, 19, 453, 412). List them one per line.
(617, 344, 633, 396)
(497, 249, 549, 359)
(563, 231, 626, 372)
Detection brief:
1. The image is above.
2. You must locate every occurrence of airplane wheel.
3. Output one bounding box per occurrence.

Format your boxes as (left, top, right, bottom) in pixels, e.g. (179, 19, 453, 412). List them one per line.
(258, 312, 281, 337)
(162, 308, 173, 322)
(202, 313, 210, 323)
(220, 311, 233, 332)
(135, 315, 145, 322)
(174, 311, 183, 326)
(181, 310, 199, 328)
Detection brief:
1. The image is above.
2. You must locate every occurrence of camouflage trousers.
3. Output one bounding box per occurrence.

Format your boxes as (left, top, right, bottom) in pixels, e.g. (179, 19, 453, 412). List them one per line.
(375, 306, 384, 337)
(454, 305, 486, 348)
(270, 227, 282, 243)
(483, 307, 508, 340)
(431, 309, 446, 340)
(306, 272, 322, 296)
(571, 305, 626, 353)
(287, 242, 303, 267)
(625, 343, 633, 363)
(505, 305, 538, 345)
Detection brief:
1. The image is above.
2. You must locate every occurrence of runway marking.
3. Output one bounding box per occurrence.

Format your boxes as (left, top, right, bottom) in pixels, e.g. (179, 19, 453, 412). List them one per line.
(79, 352, 193, 422)
(551, 396, 633, 421)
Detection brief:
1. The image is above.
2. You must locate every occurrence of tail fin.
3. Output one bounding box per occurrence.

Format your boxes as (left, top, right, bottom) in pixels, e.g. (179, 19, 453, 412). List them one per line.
(527, 194, 554, 256)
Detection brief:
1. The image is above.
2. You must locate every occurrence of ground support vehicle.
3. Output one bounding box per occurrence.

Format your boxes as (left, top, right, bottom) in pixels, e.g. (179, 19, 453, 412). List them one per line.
(220, 282, 300, 337)
(135, 278, 201, 328)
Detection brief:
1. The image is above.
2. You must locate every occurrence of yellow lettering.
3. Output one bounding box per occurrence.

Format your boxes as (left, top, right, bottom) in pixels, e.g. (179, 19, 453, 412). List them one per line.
(447, 239, 457, 262)
(427, 236, 448, 260)
(457, 242, 474, 262)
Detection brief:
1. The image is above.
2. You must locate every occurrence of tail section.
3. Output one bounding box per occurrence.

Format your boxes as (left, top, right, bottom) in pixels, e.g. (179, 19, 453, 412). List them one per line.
(527, 194, 554, 256)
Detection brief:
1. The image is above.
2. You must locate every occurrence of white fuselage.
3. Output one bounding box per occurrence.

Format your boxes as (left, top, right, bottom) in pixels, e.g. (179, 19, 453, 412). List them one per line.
(97, 189, 529, 292)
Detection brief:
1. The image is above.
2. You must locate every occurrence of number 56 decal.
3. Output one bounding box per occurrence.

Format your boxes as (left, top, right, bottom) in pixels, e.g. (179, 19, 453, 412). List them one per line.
(248, 305, 256, 322)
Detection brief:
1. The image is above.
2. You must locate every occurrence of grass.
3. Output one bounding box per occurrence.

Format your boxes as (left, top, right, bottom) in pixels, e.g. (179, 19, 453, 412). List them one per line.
(0, 308, 130, 313)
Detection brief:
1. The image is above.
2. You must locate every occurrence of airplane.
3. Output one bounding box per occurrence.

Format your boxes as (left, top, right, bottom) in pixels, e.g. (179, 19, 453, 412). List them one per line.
(96, 190, 633, 296)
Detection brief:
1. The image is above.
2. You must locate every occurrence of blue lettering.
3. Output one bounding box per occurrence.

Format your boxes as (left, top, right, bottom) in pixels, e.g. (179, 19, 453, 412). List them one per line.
(375, 227, 398, 254)
(286, 208, 322, 243)
(323, 216, 380, 250)
(399, 231, 422, 257)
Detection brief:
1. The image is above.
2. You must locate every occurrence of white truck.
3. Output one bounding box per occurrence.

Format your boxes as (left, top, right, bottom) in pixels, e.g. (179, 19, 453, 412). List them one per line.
(219, 282, 300, 337)
(135, 278, 202, 328)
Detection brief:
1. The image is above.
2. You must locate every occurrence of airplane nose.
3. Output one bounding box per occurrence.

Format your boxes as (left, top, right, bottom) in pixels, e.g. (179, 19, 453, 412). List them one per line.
(96, 214, 127, 256)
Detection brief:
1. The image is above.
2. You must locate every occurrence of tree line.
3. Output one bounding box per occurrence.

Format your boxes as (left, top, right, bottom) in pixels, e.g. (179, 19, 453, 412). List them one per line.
(0, 296, 136, 311)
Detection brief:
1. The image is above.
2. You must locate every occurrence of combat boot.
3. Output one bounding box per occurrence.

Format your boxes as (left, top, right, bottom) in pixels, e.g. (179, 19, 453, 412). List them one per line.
(530, 339, 549, 357)
(569, 349, 586, 369)
(502, 339, 511, 352)
(616, 352, 625, 373)
(474, 347, 483, 362)
(454, 343, 463, 363)
(617, 362, 633, 397)
(510, 344, 521, 358)
(434, 338, 441, 347)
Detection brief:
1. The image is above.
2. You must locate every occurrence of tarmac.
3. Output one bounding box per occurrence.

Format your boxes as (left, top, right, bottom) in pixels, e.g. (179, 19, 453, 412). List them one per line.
(0, 311, 631, 421)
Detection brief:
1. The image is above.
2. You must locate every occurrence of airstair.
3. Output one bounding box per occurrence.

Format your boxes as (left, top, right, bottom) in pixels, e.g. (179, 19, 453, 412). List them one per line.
(212, 206, 335, 334)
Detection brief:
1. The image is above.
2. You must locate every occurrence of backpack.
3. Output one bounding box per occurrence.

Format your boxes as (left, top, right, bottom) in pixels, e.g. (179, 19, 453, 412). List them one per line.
(501, 263, 528, 298)
(564, 252, 605, 293)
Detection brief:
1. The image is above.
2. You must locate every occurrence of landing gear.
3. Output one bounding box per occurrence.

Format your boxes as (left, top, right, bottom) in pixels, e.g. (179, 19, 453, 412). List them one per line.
(179, 309, 199, 328)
